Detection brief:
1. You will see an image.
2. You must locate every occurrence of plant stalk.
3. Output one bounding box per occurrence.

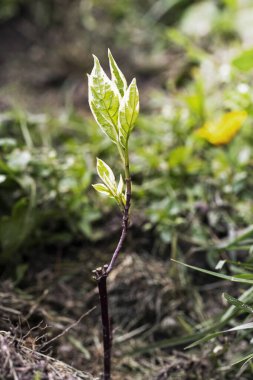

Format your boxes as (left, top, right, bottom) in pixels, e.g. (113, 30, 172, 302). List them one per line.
(93, 266, 111, 380)
(93, 149, 132, 379)
(106, 148, 131, 274)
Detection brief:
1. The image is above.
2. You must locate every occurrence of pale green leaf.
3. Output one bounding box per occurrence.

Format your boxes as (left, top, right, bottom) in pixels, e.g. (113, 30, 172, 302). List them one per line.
(92, 183, 111, 196)
(118, 78, 139, 148)
(171, 259, 253, 284)
(186, 322, 253, 350)
(88, 55, 120, 143)
(108, 49, 127, 97)
(96, 158, 117, 194)
(185, 331, 222, 349)
(232, 352, 253, 367)
(223, 293, 253, 314)
(168, 146, 192, 168)
(117, 174, 126, 206)
(117, 174, 124, 195)
(228, 322, 253, 331)
(232, 49, 253, 72)
(217, 224, 253, 249)
(234, 274, 253, 280)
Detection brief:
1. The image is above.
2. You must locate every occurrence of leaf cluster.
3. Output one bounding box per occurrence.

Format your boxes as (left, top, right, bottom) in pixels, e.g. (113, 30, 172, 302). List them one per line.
(88, 51, 139, 207)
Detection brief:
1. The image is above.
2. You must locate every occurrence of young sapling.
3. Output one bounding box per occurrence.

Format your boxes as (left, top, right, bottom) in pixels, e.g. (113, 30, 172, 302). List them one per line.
(87, 50, 139, 380)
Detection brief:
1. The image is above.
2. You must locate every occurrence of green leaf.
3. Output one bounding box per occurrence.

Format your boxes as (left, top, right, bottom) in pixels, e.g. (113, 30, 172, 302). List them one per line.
(168, 146, 192, 168)
(232, 352, 253, 366)
(134, 286, 253, 354)
(94, 159, 125, 207)
(117, 174, 126, 206)
(186, 331, 222, 349)
(227, 261, 253, 271)
(223, 293, 253, 314)
(92, 183, 112, 196)
(171, 259, 253, 284)
(108, 49, 127, 97)
(186, 322, 253, 350)
(0, 198, 35, 261)
(117, 174, 124, 195)
(68, 336, 91, 360)
(217, 224, 253, 249)
(232, 49, 253, 71)
(228, 322, 253, 331)
(118, 78, 139, 148)
(88, 55, 120, 143)
(96, 158, 117, 195)
(233, 274, 253, 280)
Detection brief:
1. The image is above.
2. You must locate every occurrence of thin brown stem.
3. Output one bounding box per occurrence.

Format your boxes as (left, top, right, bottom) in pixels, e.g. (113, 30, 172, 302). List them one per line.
(106, 157, 131, 274)
(94, 150, 132, 380)
(93, 266, 111, 380)
(106, 182, 131, 273)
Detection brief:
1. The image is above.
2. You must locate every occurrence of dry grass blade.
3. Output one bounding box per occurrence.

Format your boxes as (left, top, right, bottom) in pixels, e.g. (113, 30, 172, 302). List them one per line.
(0, 331, 97, 380)
(39, 306, 96, 350)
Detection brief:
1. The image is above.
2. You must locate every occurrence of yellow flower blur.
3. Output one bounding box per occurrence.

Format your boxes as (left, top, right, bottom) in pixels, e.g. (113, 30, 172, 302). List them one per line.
(196, 111, 248, 145)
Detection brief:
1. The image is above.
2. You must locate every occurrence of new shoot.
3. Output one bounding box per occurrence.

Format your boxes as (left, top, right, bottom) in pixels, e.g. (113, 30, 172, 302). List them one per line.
(87, 50, 139, 380)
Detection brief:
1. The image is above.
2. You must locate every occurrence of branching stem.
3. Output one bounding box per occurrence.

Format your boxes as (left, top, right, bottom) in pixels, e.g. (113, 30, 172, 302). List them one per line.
(107, 148, 131, 274)
(94, 148, 132, 380)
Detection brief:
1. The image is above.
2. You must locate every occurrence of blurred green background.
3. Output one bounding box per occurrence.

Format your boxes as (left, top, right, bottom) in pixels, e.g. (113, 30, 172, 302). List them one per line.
(2, 1, 253, 378)
(0, 0, 253, 267)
